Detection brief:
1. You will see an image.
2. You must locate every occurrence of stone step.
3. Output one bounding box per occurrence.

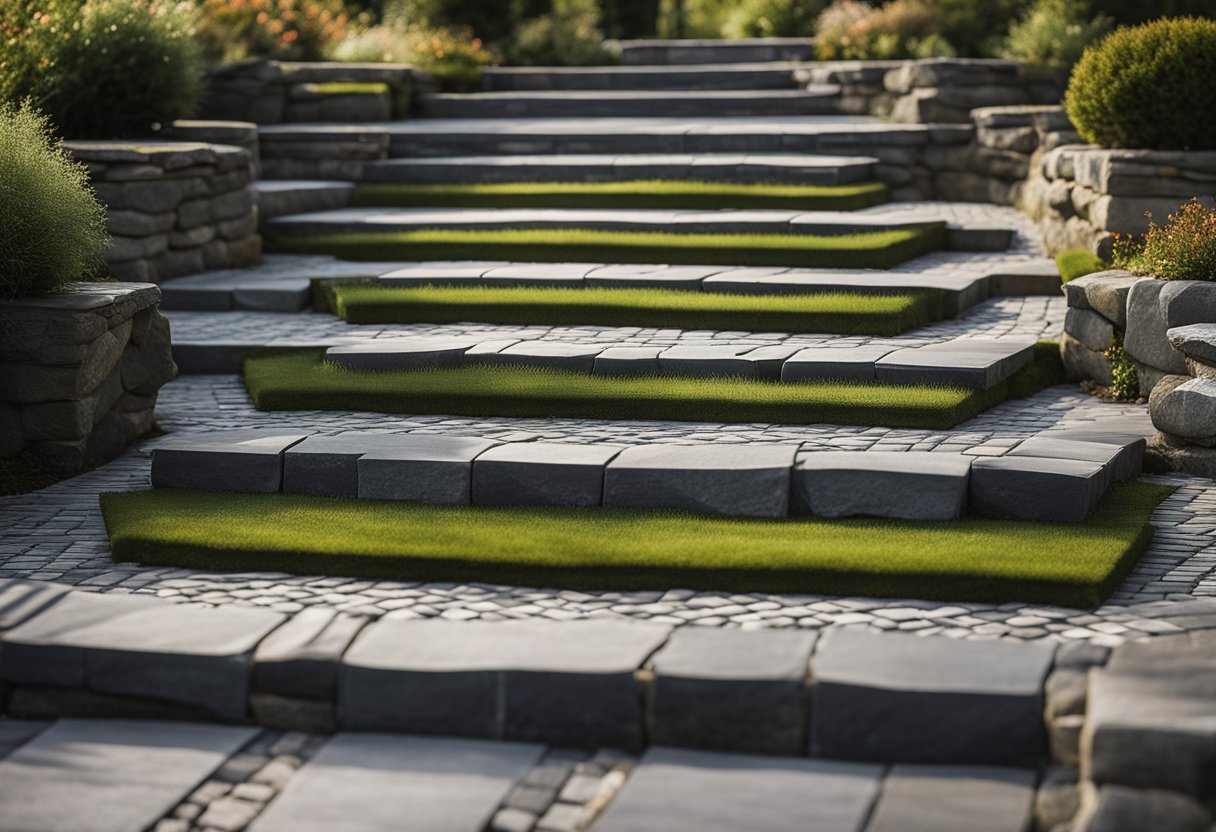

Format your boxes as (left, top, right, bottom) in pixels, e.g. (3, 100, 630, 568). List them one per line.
(360, 152, 880, 186)
(255, 180, 354, 221)
(615, 37, 815, 65)
(482, 62, 801, 92)
(416, 88, 842, 119)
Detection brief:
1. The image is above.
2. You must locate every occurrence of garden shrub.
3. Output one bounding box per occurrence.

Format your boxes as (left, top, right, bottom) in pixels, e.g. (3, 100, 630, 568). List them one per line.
(1064, 17, 1216, 151)
(394, 0, 514, 43)
(1, 0, 203, 139)
(815, 0, 954, 61)
(600, 0, 660, 38)
(721, 0, 829, 38)
(1003, 0, 1112, 68)
(195, 0, 355, 62)
(1085, 0, 1215, 26)
(506, 0, 613, 66)
(336, 17, 494, 91)
(0, 103, 110, 299)
(920, 0, 1029, 57)
(1112, 198, 1216, 282)
(1105, 335, 1139, 400)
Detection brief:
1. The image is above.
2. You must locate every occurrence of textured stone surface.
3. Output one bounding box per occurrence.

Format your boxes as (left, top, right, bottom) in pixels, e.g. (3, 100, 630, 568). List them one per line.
(1062, 271, 1138, 326)
(1124, 278, 1187, 375)
(1167, 323, 1216, 366)
(283, 432, 407, 498)
(792, 451, 971, 519)
(356, 435, 500, 502)
(1073, 785, 1213, 832)
(253, 607, 368, 700)
(471, 442, 625, 507)
(1006, 436, 1141, 483)
(325, 337, 478, 371)
(780, 345, 894, 382)
(876, 338, 1035, 389)
(1066, 307, 1115, 353)
(151, 429, 309, 493)
(865, 765, 1037, 832)
(968, 456, 1108, 522)
(1148, 376, 1216, 447)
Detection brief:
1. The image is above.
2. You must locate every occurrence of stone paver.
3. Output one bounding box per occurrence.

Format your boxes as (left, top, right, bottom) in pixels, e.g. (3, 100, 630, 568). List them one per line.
(864, 765, 1037, 832)
(792, 451, 971, 520)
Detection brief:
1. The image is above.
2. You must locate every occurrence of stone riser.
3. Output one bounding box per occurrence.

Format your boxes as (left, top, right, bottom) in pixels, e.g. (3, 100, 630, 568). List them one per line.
(416, 89, 841, 120)
(481, 63, 800, 92)
(615, 38, 815, 65)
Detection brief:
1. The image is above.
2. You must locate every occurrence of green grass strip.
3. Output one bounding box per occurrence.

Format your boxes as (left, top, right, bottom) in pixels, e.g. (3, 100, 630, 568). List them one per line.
(265, 225, 945, 270)
(1056, 248, 1108, 282)
(242, 343, 1064, 430)
(311, 81, 390, 96)
(99, 482, 1173, 608)
(328, 284, 942, 336)
(351, 180, 891, 211)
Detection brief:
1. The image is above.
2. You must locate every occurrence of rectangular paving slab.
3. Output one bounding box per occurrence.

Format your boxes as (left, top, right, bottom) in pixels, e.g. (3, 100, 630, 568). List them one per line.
(969, 456, 1108, 522)
(479, 341, 610, 372)
(151, 429, 310, 493)
(356, 435, 500, 503)
(864, 765, 1038, 832)
(593, 346, 664, 376)
(781, 345, 895, 382)
(593, 747, 882, 832)
(603, 444, 798, 518)
(792, 451, 972, 520)
(253, 607, 370, 700)
(809, 628, 1055, 766)
(248, 733, 542, 832)
(339, 618, 671, 749)
(0, 718, 256, 832)
(283, 432, 411, 498)
(875, 338, 1036, 389)
(325, 336, 480, 371)
(471, 442, 625, 507)
(647, 627, 818, 756)
(1005, 436, 1137, 485)
(0, 578, 72, 634)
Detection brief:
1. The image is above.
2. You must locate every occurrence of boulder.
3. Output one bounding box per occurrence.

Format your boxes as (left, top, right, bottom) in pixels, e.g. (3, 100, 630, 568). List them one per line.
(1124, 279, 1187, 375)
(1061, 271, 1138, 326)
(1148, 376, 1216, 447)
(1167, 322, 1216, 366)
(1065, 308, 1114, 353)
(1060, 332, 1113, 386)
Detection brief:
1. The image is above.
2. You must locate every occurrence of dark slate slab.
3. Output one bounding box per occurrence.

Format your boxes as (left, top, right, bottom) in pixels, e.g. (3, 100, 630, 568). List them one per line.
(283, 432, 410, 498)
(969, 456, 1108, 522)
(1006, 436, 1138, 484)
(356, 435, 500, 503)
(657, 345, 758, 378)
(249, 734, 542, 832)
(471, 442, 625, 507)
(864, 765, 1038, 832)
(875, 338, 1036, 390)
(253, 607, 370, 700)
(647, 627, 817, 755)
(593, 747, 882, 832)
(0, 718, 256, 832)
(479, 341, 608, 372)
(603, 444, 797, 518)
(809, 628, 1055, 766)
(324, 337, 479, 371)
(338, 618, 671, 750)
(1039, 427, 1148, 481)
(780, 345, 894, 382)
(151, 429, 310, 493)
(792, 451, 971, 520)
(0, 591, 285, 720)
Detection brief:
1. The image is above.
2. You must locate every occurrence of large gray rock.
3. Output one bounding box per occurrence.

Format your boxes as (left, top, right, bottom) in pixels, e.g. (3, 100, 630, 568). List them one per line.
(151, 429, 310, 493)
(0, 719, 256, 832)
(864, 765, 1037, 832)
(248, 733, 542, 832)
(1124, 278, 1187, 375)
(1167, 323, 1216, 367)
(0, 590, 284, 720)
(253, 607, 369, 700)
(875, 338, 1036, 389)
(1148, 376, 1216, 447)
(968, 456, 1108, 522)
(1072, 785, 1213, 832)
(283, 432, 408, 497)
(339, 618, 670, 749)
(647, 627, 818, 756)
(1060, 331, 1114, 386)
(780, 346, 894, 382)
(791, 451, 971, 520)
(1066, 307, 1115, 353)
(356, 435, 499, 503)
(1157, 279, 1216, 329)
(603, 444, 797, 518)
(593, 747, 882, 832)
(1061, 271, 1138, 326)
(809, 628, 1055, 766)
(471, 442, 624, 507)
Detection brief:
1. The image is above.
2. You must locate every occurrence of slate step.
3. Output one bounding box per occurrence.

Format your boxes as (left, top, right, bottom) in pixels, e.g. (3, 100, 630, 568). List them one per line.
(416, 88, 842, 119)
(481, 62, 801, 92)
(256, 179, 354, 221)
(360, 152, 880, 187)
(615, 37, 816, 65)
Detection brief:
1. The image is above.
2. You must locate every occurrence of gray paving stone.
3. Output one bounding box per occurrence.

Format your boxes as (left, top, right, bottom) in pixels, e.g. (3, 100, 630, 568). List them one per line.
(356, 435, 500, 503)
(809, 628, 1055, 765)
(325, 337, 479, 371)
(593, 747, 882, 832)
(875, 338, 1036, 389)
(482, 263, 597, 287)
(0, 719, 51, 759)
(585, 264, 723, 291)
(339, 618, 670, 749)
(969, 456, 1108, 522)
(1006, 436, 1141, 483)
(151, 429, 309, 493)
(792, 451, 971, 520)
(1072, 784, 1213, 832)
(593, 346, 663, 376)
(780, 346, 895, 382)
(1039, 428, 1150, 481)
(377, 261, 509, 286)
(283, 432, 410, 498)
(253, 607, 369, 700)
(471, 442, 625, 507)
(0, 591, 284, 720)
(647, 627, 817, 755)
(0, 578, 72, 634)
(864, 765, 1038, 832)
(603, 444, 797, 518)
(249, 733, 542, 832)
(1062, 270, 1138, 326)
(657, 345, 759, 378)
(0, 718, 256, 832)
(480, 341, 608, 372)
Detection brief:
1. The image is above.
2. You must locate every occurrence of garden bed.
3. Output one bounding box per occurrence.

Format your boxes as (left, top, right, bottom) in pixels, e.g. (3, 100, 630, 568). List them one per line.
(242, 344, 1063, 430)
(99, 481, 1171, 608)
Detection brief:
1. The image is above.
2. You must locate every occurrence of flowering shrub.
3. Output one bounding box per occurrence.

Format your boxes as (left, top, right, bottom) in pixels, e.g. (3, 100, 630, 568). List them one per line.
(195, 0, 353, 62)
(1002, 0, 1112, 68)
(815, 0, 953, 61)
(506, 0, 612, 66)
(1112, 198, 1216, 282)
(335, 19, 493, 90)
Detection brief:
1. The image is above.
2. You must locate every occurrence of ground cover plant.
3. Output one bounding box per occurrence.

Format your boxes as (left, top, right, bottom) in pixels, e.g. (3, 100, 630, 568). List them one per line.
(267, 225, 945, 269)
(325, 284, 941, 334)
(350, 181, 890, 212)
(242, 343, 1064, 430)
(1055, 248, 1108, 282)
(1112, 198, 1216, 281)
(100, 481, 1172, 607)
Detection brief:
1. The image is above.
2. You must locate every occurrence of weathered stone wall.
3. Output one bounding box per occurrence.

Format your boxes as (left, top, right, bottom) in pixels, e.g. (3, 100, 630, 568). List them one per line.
(0, 283, 176, 472)
(67, 140, 262, 284)
(259, 125, 391, 181)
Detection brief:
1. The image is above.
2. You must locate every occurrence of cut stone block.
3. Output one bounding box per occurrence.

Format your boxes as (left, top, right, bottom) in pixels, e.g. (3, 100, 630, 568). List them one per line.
(1062, 270, 1138, 326)
(603, 444, 797, 518)
(593, 747, 882, 832)
(0, 590, 284, 720)
(969, 456, 1108, 522)
(324, 337, 479, 371)
(377, 261, 508, 286)
(253, 607, 370, 700)
(482, 262, 596, 287)
(1148, 376, 1216, 448)
(742, 345, 801, 379)
(283, 432, 407, 498)
(1073, 784, 1213, 832)
(864, 765, 1037, 832)
(356, 435, 499, 503)
(593, 346, 663, 376)
(1006, 436, 1141, 483)
(151, 429, 310, 493)
(1066, 307, 1115, 353)
(479, 341, 607, 372)
(647, 627, 817, 755)
(1124, 278, 1187, 375)
(780, 346, 895, 382)
(792, 451, 971, 520)
(0, 719, 256, 832)
(809, 628, 1055, 766)
(657, 345, 759, 378)
(339, 618, 671, 749)
(585, 264, 722, 290)
(1168, 323, 1216, 366)
(0, 578, 72, 634)
(1041, 427, 1150, 482)
(471, 442, 625, 507)
(875, 338, 1036, 389)
(248, 733, 542, 832)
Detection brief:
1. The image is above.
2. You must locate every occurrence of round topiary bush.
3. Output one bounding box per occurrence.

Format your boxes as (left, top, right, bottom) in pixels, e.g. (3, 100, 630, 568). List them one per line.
(1064, 17, 1216, 150)
(0, 103, 110, 299)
